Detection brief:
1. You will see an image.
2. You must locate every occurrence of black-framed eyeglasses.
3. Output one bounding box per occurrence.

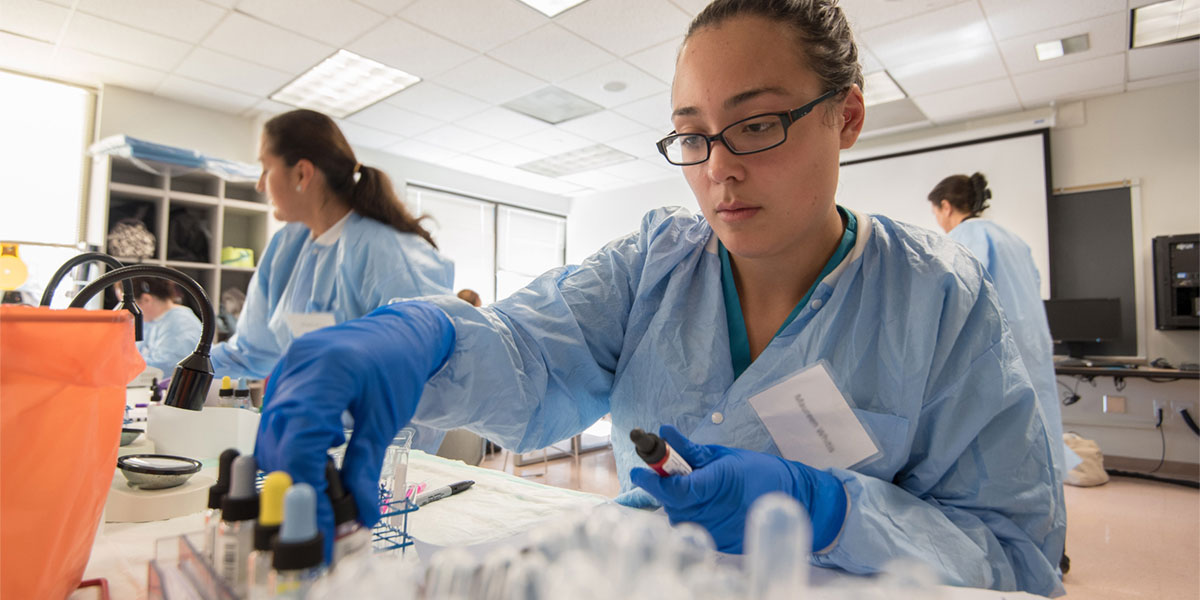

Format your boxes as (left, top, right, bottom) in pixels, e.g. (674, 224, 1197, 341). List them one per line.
(656, 88, 844, 166)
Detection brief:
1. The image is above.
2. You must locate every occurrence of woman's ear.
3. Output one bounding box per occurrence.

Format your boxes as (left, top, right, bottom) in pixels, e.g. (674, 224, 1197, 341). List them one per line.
(839, 84, 866, 149)
(294, 159, 316, 192)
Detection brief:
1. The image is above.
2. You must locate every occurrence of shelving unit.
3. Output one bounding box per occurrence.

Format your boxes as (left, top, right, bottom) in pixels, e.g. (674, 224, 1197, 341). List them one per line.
(87, 154, 272, 312)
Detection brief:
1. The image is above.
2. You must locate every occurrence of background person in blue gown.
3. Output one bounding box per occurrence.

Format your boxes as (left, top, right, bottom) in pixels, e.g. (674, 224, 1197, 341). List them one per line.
(252, 1, 1065, 595)
(130, 277, 201, 375)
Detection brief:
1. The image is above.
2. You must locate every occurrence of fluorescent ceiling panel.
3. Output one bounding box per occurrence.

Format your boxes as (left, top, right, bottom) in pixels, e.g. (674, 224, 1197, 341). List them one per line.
(271, 50, 420, 118)
(517, 0, 591, 18)
(517, 143, 635, 177)
(502, 86, 604, 124)
(862, 71, 906, 106)
(1036, 33, 1091, 61)
(1132, 0, 1200, 48)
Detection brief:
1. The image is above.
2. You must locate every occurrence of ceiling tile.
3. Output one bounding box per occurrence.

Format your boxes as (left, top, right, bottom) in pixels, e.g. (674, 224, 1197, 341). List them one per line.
(625, 36, 682, 84)
(414, 124, 501, 153)
(58, 47, 167, 91)
(346, 101, 442, 137)
(1128, 40, 1200, 81)
(911, 78, 1021, 124)
(840, 0, 966, 33)
(555, 0, 692, 57)
(441, 155, 536, 184)
(202, 12, 335, 73)
(201, 0, 236, 6)
(2, 0, 71, 42)
(606, 129, 665, 158)
(458, 107, 549, 140)
(61, 12, 193, 72)
(384, 82, 490, 121)
(384, 139, 459, 163)
(556, 110, 649, 142)
(667, 0, 709, 16)
(512, 126, 593, 154)
(346, 18, 475, 79)
(860, 97, 929, 134)
(353, 0, 416, 15)
(243, 98, 294, 118)
(998, 12, 1128, 76)
(469, 141, 545, 167)
(560, 169, 632, 190)
(888, 43, 1007, 96)
(431, 55, 547, 104)
(1126, 70, 1199, 92)
(400, 0, 547, 53)
(557, 60, 667, 108)
(237, 0, 386, 47)
(1012, 53, 1126, 107)
(174, 47, 292, 96)
(68, 0, 227, 43)
(593, 158, 673, 183)
(980, 0, 1126, 41)
(155, 74, 259, 113)
(0, 32, 56, 76)
(859, 1, 993, 68)
(334, 119, 404, 150)
(611, 90, 672, 131)
(487, 23, 615, 82)
(858, 46, 885, 74)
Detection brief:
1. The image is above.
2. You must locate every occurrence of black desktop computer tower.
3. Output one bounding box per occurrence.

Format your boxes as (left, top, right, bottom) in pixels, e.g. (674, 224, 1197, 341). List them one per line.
(1152, 233, 1199, 329)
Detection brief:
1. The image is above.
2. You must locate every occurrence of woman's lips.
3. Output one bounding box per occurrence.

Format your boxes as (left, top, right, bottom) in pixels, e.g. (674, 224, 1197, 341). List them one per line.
(716, 206, 761, 222)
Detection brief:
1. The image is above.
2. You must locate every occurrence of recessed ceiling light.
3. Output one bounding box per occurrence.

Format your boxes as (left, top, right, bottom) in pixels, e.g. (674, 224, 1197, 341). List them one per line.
(269, 50, 420, 119)
(1132, 0, 1200, 48)
(502, 86, 604, 125)
(862, 71, 906, 107)
(603, 81, 627, 92)
(517, 144, 635, 177)
(516, 0, 590, 18)
(1035, 33, 1090, 61)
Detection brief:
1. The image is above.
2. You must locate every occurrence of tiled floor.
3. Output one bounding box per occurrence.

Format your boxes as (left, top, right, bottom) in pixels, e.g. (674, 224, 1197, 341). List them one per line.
(480, 447, 1200, 599)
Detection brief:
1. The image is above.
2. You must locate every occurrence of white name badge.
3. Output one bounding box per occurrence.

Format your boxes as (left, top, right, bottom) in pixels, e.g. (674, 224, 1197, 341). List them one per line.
(285, 312, 336, 337)
(747, 362, 879, 470)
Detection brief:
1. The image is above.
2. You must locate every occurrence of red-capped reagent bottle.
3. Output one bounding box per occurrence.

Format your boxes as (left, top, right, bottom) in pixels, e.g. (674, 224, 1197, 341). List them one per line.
(630, 428, 693, 476)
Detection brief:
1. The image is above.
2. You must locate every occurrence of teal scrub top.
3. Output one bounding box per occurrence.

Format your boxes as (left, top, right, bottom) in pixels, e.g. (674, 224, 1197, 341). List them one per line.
(720, 206, 858, 379)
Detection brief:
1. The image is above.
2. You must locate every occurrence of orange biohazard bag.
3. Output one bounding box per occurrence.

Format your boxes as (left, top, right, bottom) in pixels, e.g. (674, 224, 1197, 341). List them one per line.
(1, 305, 145, 600)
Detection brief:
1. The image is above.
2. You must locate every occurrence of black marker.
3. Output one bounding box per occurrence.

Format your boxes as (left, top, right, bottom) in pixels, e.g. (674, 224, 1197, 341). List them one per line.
(413, 480, 474, 507)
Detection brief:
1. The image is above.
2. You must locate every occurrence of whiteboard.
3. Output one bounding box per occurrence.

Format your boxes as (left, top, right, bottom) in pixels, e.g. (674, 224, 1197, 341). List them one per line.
(836, 131, 1051, 298)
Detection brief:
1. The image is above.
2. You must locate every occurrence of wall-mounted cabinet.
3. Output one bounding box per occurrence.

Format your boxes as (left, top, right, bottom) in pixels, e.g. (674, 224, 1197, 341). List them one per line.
(89, 155, 271, 316)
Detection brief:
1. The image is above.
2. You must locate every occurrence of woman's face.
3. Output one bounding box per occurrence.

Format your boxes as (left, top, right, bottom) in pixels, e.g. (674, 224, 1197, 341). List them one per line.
(671, 16, 864, 260)
(257, 135, 306, 222)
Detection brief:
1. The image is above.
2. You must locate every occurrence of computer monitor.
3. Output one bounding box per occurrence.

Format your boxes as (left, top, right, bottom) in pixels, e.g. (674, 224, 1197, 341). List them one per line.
(1043, 298, 1122, 359)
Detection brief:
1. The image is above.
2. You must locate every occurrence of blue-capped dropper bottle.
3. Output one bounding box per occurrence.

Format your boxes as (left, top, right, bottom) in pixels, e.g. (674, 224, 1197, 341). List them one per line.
(270, 483, 326, 597)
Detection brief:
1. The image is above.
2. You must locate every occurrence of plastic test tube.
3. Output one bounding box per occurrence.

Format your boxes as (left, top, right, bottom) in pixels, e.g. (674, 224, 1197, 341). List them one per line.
(215, 454, 259, 595)
(383, 428, 414, 527)
(745, 492, 811, 600)
(247, 471, 291, 600)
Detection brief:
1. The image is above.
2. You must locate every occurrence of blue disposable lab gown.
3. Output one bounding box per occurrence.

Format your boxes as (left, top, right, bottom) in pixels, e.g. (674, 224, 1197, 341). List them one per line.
(948, 219, 1070, 477)
(411, 207, 1066, 597)
(136, 305, 202, 374)
(210, 211, 454, 450)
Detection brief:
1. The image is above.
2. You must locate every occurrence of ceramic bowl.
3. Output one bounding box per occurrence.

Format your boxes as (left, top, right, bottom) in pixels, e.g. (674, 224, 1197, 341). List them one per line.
(117, 454, 202, 490)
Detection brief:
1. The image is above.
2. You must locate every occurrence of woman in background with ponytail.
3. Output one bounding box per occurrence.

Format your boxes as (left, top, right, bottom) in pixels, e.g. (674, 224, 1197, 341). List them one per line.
(928, 173, 1075, 484)
(209, 109, 454, 447)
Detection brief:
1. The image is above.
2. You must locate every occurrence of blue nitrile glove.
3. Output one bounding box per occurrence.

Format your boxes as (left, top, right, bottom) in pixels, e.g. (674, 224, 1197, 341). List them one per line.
(255, 301, 454, 559)
(630, 425, 848, 554)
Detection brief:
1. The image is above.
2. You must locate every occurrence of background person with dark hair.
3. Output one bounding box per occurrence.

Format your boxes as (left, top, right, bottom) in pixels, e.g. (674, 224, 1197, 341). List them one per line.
(131, 277, 201, 375)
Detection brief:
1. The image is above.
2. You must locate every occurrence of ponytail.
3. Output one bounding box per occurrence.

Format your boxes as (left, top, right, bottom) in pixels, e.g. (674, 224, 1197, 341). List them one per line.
(927, 172, 991, 218)
(263, 109, 438, 248)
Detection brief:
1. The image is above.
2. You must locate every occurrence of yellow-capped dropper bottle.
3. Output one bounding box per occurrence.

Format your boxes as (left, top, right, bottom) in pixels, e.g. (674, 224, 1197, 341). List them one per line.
(248, 471, 291, 599)
(218, 376, 233, 407)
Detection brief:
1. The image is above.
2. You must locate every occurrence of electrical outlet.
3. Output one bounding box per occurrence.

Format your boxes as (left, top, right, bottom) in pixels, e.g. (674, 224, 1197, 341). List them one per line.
(1153, 399, 1168, 423)
(1171, 400, 1199, 421)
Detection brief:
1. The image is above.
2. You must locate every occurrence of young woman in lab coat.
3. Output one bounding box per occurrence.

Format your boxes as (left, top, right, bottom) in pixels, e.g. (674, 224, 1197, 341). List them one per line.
(131, 277, 202, 375)
(207, 109, 454, 449)
(929, 173, 1074, 481)
(253, 1, 1064, 595)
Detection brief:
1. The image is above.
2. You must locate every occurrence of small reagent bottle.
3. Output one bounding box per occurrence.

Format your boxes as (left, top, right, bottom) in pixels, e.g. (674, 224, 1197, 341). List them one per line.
(270, 483, 326, 598)
(325, 459, 371, 566)
(630, 428, 693, 476)
(218, 375, 234, 407)
(247, 471, 291, 600)
(215, 454, 259, 595)
(203, 448, 240, 563)
(234, 377, 251, 410)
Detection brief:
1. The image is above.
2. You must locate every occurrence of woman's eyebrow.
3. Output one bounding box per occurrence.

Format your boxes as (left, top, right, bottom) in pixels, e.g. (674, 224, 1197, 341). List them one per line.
(672, 86, 791, 118)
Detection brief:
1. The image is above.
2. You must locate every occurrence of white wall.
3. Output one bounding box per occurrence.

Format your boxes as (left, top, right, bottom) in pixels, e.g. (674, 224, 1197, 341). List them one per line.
(97, 86, 258, 163)
(1049, 80, 1200, 365)
(566, 176, 696, 263)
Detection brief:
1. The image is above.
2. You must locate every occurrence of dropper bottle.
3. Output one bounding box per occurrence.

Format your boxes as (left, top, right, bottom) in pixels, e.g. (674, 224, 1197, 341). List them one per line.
(204, 449, 240, 563)
(247, 471, 291, 600)
(326, 458, 371, 566)
(270, 483, 326, 598)
(215, 454, 259, 595)
(218, 375, 234, 407)
(234, 377, 251, 410)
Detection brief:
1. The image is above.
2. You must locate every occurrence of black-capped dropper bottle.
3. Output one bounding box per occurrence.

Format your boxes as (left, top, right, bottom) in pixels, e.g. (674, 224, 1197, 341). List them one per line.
(630, 428, 693, 476)
(215, 454, 259, 595)
(203, 448, 240, 563)
(326, 458, 371, 566)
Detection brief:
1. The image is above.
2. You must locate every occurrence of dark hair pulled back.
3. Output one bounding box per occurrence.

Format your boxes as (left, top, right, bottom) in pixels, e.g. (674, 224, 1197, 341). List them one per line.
(928, 172, 992, 217)
(263, 109, 437, 248)
(133, 277, 178, 302)
(687, 0, 864, 101)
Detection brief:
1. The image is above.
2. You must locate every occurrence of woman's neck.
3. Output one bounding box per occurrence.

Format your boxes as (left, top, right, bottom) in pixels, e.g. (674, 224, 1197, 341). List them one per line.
(305, 196, 351, 238)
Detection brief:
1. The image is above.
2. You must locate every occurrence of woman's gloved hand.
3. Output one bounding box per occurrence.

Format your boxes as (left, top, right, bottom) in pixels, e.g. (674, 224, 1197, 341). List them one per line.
(254, 301, 454, 558)
(630, 425, 848, 554)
